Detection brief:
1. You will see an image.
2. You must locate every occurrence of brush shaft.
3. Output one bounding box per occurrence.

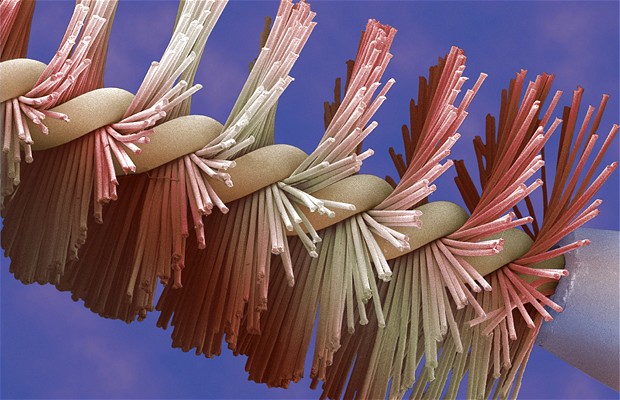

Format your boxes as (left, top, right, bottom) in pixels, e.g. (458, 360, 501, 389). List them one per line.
(536, 228, 619, 392)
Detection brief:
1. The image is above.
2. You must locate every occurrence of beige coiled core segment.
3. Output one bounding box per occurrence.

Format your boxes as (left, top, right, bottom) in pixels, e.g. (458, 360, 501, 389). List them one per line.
(1, 58, 562, 276)
(285, 174, 562, 273)
(0, 58, 47, 102)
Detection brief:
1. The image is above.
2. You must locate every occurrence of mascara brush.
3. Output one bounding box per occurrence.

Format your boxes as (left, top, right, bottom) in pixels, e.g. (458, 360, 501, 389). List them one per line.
(1, 3, 617, 399)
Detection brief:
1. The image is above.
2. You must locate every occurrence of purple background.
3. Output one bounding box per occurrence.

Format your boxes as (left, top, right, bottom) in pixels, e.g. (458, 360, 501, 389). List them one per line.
(1, 1, 618, 399)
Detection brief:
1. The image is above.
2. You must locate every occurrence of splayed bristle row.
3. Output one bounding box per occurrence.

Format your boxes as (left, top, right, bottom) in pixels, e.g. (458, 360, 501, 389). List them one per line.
(1, 1, 115, 208)
(386, 46, 486, 209)
(2, 1, 117, 287)
(0, 0, 35, 61)
(437, 72, 617, 399)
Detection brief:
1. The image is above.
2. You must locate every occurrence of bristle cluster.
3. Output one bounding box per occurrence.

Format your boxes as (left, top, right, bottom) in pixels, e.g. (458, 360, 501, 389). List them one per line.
(315, 57, 615, 400)
(398, 74, 618, 400)
(237, 44, 491, 394)
(95, 0, 228, 210)
(187, 0, 316, 248)
(0, 0, 35, 61)
(106, 0, 227, 293)
(51, 0, 229, 322)
(2, 1, 117, 284)
(1, 2, 113, 208)
(155, 17, 394, 362)
(152, 3, 319, 348)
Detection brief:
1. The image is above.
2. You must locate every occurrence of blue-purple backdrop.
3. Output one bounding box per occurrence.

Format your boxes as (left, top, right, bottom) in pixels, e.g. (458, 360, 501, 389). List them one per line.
(1, 1, 618, 399)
